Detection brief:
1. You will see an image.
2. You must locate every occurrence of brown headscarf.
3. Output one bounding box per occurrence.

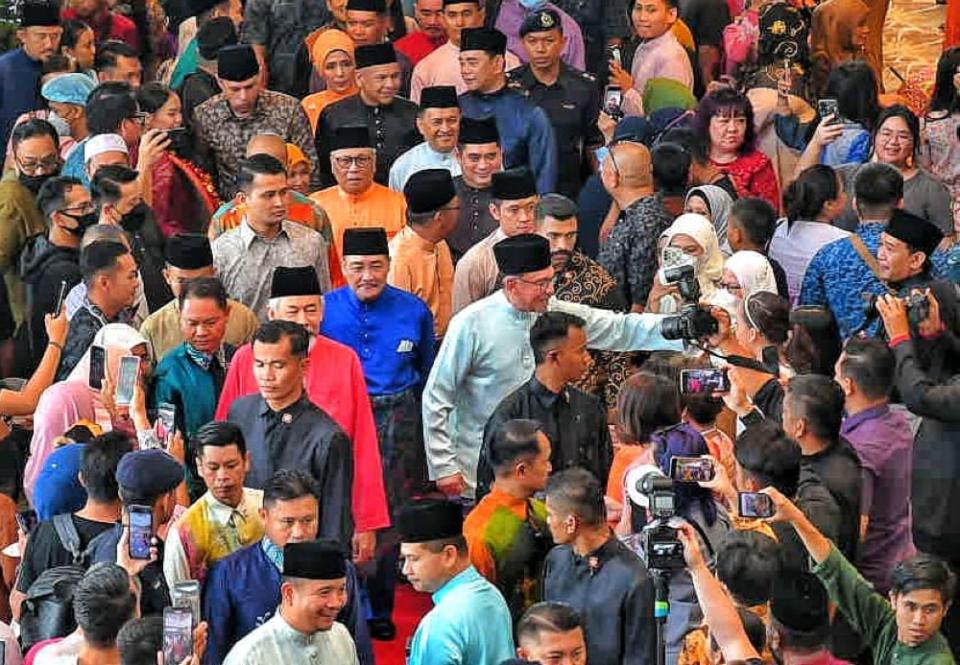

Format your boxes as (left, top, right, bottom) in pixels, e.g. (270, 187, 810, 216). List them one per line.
(809, 0, 874, 94)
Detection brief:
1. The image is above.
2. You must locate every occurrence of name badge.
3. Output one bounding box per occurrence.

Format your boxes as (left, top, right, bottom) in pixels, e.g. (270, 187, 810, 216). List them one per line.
(397, 339, 414, 353)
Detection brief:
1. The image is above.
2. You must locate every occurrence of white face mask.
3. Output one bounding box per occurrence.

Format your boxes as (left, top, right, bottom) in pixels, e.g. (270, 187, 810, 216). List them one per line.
(710, 287, 740, 325)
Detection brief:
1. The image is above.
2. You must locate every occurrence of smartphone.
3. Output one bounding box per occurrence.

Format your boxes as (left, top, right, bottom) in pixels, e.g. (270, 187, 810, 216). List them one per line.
(604, 85, 623, 120)
(817, 98, 840, 124)
(164, 127, 189, 153)
(738, 491, 775, 518)
(15, 509, 38, 535)
(115, 355, 140, 406)
(53, 280, 68, 317)
(155, 402, 177, 448)
(89, 345, 106, 391)
(127, 504, 153, 560)
(172, 580, 201, 628)
(679, 368, 730, 395)
(670, 456, 716, 482)
(162, 606, 193, 665)
(0, 638, 6, 665)
(610, 46, 622, 67)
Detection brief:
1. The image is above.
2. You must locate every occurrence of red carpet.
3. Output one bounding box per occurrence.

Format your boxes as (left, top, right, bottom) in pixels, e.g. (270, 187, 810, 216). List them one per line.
(373, 584, 434, 665)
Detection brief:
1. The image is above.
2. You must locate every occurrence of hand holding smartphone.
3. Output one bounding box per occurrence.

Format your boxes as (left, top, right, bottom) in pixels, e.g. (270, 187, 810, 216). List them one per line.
(817, 98, 840, 124)
(738, 491, 775, 518)
(53, 280, 68, 317)
(679, 368, 730, 395)
(603, 85, 624, 120)
(670, 456, 716, 482)
(115, 355, 140, 406)
(127, 504, 153, 560)
(89, 345, 106, 391)
(163, 606, 194, 664)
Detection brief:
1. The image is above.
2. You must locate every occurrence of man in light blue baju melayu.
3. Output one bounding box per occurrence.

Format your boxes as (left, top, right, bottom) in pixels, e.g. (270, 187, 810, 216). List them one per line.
(400, 498, 514, 665)
(422, 233, 683, 499)
(388, 85, 463, 192)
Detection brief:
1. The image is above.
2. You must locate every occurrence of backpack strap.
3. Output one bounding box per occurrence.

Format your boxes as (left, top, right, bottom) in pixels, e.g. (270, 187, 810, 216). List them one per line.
(849, 234, 893, 294)
(52, 513, 83, 565)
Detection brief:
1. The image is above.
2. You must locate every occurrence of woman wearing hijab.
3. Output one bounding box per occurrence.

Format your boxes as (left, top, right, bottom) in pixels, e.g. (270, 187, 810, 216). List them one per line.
(809, 0, 873, 97)
(684, 185, 734, 249)
(718, 250, 779, 314)
(647, 213, 725, 313)
(24, 324, 152, 501)
(302, 30, 358, 133)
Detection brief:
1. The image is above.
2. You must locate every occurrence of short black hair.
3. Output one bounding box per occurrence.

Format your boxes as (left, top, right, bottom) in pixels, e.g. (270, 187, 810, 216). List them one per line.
(37, 175, 84, 221)
(236, 154, 286, 192)
(61, 19, 93, 50)
(263, 469, 318, 510)
(91, 164, 139, 205)
(716, 531, 781, 606)
(94, 40, 139, 73)
(81, 431, 134, 503)
(117, 616, 163, 665)
(254, 319, 309, 358)
(785, 375, 844, 440)
(853, 162, 903, 219)
(178, 275, 228, 310)
(73, 563, 137, 649)
(730, 197, 777, 247)
(530, 311, 586, 365)
(839, 337, 895, 400)
(135, 81, 175, 114)
(545, 467, 605, 527)
(489, 419, 542, 474)
(43, 53, 76, 76)
(616, 372, 681, 444)
(192, 420, 246, 457)
(651, 142, 691, 196)
(735, 420, 801, 497)
(86, 81, 138, 135)
(80, 240, 130, 287)
(11, 117, 59, 153)
(874, 105, 920, 160)
(517, 601, 583, 646)
(891, 553, 957, 603)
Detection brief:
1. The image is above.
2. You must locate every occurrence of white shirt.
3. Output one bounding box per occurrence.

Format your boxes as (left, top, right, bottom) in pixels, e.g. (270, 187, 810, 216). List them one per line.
(223, 612, 358, 665)
(33, 631, 82, 665)
(388, 142, 462, 192)
(411, 42, 522, 103)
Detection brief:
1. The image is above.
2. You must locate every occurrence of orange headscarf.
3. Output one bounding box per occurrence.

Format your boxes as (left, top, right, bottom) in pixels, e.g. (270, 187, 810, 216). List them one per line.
(303, 30, 359, 131)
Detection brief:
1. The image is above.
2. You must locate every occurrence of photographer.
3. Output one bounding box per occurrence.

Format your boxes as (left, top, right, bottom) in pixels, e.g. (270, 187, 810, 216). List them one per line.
(879, 292, 960, 650)
(762, 487, 956, 665)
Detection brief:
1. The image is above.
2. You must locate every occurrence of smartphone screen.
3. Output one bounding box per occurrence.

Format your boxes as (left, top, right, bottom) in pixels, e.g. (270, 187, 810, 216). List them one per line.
(172, 580, 201, 627)
(53, 280, 68, 316)
(670, 456, 716, 482)
(604, 86, 623, 118)
(738, 491, 775, 518)
(15, 510, 38, 535)
(115, 355, 140, 406)
(162, 607, 193, 664)
(155, 402, 177, 448)
(128, 505, 153, 560)
(88, 345, 106, 391)
(817, 98, 840, 123)
(679, 368, 730, 395)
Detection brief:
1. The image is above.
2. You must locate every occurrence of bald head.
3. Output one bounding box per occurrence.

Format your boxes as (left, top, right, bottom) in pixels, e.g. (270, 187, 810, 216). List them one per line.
(608, 142, 652, 190)
(246, 134, 288, 164)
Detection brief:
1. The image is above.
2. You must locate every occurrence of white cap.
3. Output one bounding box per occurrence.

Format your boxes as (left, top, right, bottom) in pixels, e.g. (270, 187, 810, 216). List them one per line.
(84, 133, 129, 163)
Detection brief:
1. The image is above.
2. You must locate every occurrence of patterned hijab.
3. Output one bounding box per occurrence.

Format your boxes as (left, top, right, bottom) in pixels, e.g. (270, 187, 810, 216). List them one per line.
(685, 185, 735, 247)
(758, 1, 810, 67)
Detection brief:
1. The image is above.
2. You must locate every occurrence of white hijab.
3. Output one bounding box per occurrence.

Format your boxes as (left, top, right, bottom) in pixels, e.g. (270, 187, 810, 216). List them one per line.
(724, 250, 779, 297)
(659, 213, 725, 300)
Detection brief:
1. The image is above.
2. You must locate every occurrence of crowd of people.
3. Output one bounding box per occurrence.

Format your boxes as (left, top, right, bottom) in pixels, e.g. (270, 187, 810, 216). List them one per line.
(0, 0, 959, 662)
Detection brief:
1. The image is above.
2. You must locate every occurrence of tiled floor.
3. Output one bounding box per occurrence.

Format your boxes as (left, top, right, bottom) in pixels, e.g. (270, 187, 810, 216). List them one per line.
(882, 0, 946, 90)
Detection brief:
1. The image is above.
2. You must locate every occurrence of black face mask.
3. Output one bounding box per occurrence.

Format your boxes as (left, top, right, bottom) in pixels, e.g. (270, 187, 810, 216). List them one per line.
(19, 171, 57, 195)
(60, 211, 99, 236)
(120, 202, 150, 229)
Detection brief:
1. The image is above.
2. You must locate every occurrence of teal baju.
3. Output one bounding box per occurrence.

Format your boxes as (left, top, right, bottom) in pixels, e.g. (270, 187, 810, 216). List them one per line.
(408, 566, 514, 665)
(151, 342, 224, 439)
(169, 39, 199, 90)
(422, 290, 683, 496)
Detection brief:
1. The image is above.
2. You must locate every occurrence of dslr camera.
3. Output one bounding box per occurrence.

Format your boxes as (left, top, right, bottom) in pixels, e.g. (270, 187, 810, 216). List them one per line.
(660, 264, 720, 341)
(633, 472, 685, 572)
(862, 291, 931, 329)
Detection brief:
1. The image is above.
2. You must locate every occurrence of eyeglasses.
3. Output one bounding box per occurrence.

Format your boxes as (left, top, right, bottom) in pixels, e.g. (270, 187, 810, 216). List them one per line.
(127, 112, 149, 127)
(439, 205, 461, 211)
(333, 155, 373, 169)
(16, 155, 61, 175)
(59, 202, 96, 216)
(517, 276, 553, 292)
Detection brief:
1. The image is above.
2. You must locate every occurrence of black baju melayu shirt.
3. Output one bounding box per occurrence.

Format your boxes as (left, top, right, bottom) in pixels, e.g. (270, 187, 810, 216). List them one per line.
(228, 393, 354, 548)
(476, 376, 612, 499)
(543, 535, 656, 665)
(507, 63, 602, 198)
(448, 176, 498, 262)
(315, 94, 421, 188)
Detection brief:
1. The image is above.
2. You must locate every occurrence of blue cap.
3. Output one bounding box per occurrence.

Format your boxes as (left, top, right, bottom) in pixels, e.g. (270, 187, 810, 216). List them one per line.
(116, 449, 183, 497)
(33, 444, 88, 521)
(41, 74, 97, 106)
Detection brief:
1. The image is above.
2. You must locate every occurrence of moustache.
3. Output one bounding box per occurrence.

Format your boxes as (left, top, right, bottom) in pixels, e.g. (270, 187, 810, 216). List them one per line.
(551, 250, 573, 260)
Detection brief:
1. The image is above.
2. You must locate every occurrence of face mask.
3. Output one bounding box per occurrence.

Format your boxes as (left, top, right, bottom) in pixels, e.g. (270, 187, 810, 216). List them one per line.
(518, 0, 547, 10)
(60, 211, 99, 236)
(711, 288, 740, 324)
(18, 171, 56, 195)
(120, 202, 150, 229)
(46, 111, 71, 137)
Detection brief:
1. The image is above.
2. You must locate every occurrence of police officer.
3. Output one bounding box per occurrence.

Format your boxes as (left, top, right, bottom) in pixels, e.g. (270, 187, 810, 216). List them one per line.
(508, 9, 602, 199)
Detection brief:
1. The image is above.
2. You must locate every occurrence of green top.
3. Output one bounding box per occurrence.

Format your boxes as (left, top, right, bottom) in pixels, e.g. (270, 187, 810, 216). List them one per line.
(813, 544, 955, 665)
